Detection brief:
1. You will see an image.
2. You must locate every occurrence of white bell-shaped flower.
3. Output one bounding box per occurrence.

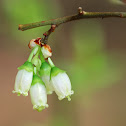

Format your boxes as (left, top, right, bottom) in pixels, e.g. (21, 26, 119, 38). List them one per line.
(39, 62, 54, 94)
(13, 61, 34, 96)
(50, 67, 74, 101)
(41, 44, 52, 58)
(30, 75, 48, 112)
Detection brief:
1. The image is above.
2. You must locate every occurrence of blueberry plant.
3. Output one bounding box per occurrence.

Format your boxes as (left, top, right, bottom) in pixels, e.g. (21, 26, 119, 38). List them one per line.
(13, 7, 126, 112)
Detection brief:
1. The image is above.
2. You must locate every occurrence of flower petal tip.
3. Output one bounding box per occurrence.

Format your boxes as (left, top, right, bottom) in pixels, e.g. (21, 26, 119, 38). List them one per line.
(22, 92, 28, 96)
(33, 104, 49, 112)
(47, 91, 53, 95)
(58, 90, 74, 101)
(67, 90, 74, 101)
(71, 90, 74, 95)
(58, 96, 65, 100)
(12, 90, 28, 96)
(67, 96, 71, 101)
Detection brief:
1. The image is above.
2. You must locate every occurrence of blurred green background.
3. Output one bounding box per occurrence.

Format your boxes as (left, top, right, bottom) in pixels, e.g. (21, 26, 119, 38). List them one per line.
(1, 0, 126, 126)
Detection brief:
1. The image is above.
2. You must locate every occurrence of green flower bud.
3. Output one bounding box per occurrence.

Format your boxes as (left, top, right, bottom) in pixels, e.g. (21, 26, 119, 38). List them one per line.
(31, 56, 41, 71)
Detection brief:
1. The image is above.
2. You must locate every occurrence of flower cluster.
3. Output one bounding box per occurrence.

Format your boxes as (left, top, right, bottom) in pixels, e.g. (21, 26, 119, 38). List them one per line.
(13, 38, 74, 112)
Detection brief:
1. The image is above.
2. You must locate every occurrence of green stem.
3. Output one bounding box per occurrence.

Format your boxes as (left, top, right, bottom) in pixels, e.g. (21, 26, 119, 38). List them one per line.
(27, 46, 39, 62)
(35, 46, 40, 57)
(48, 57, 55, 67)
(39, 49, 45, 63)
(33, 67, 37, 75)
(31, 46, 41, 73)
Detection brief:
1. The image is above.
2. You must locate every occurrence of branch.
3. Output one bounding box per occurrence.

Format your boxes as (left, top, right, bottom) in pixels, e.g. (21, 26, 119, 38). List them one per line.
(41, 25, 56, 44)
(18, 7, 126, 31)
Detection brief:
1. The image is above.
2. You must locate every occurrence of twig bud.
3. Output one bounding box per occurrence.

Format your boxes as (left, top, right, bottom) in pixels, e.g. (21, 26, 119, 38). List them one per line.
(78, 7, 83, 15)
(41, 44, 52, 58)
(28, 38, 41, 49)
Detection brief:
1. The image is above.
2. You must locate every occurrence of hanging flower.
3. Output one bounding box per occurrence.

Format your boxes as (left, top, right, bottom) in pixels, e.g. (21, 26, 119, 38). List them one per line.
(30, 75, 48, 112)
(12, 61, 34, 96)
(39, 61, 54, 94)
(48, 58, 74, 101)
